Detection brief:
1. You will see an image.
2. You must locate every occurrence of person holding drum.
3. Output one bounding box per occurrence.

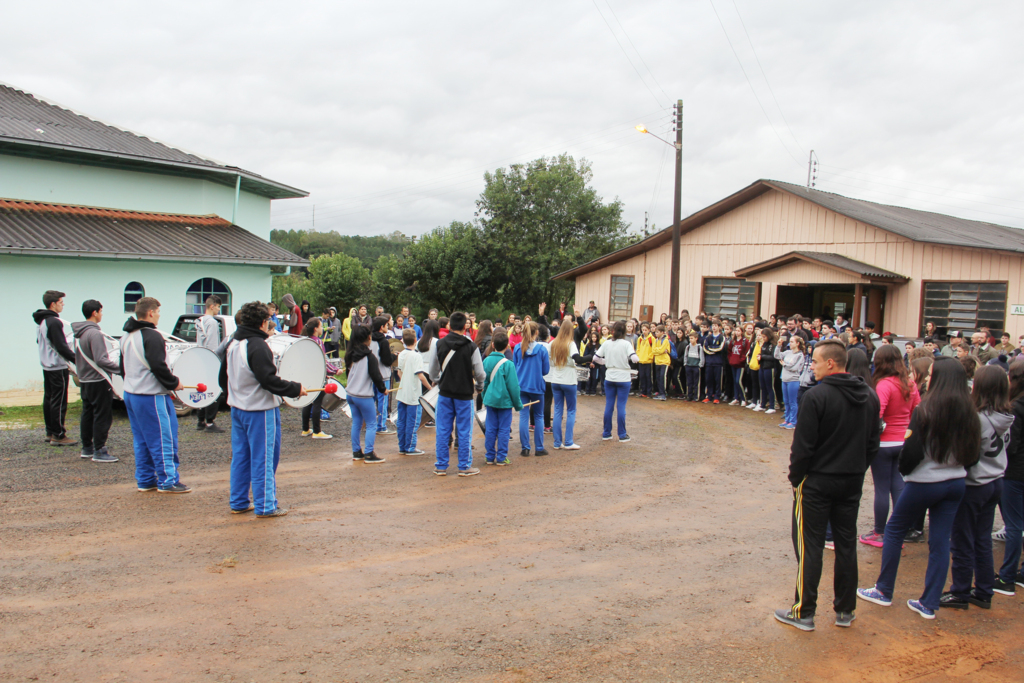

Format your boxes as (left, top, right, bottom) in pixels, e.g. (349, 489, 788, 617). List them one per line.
(71, 299, 122, 463)
(300, 317, 339, 439)
(221, 301, 307, 517)
(121, 297, 190, 493)
(429, 312, 486, 476)
(345, 325, 388, 463)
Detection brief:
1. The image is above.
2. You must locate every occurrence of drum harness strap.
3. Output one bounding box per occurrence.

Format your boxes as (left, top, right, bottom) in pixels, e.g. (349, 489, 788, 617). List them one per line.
(123, 331, 151, 371)
(74, 337, 118, 388)
(489, 358, 508, 383)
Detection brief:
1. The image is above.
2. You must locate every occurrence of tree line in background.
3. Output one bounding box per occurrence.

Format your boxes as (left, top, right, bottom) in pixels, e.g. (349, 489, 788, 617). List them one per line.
(270, 154, 637, 320)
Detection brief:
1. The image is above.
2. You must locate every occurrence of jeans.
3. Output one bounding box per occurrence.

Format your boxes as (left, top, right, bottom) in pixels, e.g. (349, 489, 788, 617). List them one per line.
(747, 366, 760, 405)
(124, 392, 179, 489)
(998, 478, 1024, 582)
(782, 381, 799, 424)
(874, 478, 966, 611)
(80, 381, 113, 449)
(349, 394, 378, 455)
(485, 407, 513, 463)
(551, 383, 577, 448)
(374, 381, 390, 432)
(587, 366, 604, 394)
(653, 365, 668, 396)
(731, 367, 746, 403)
(397, 401, 420, 453)
(759, 368, 777, 409)
(519, 391, 545, 451)
(950, 480, 1003, 598)
(229, 407, 281, 515)
(435, 395, 473, 471)
(869, 445, 905, 535)
(602, 380, 630, 439)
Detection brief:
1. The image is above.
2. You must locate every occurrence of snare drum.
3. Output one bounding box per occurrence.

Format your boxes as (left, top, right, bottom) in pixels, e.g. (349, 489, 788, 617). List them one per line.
(474, 407, 488, 435)
(320, 382, 351, 418)
(419, 385, 440, 420)
(265, 334, 327, 408)
(167, 345, 223, 408)
(575, 367, 590, 382)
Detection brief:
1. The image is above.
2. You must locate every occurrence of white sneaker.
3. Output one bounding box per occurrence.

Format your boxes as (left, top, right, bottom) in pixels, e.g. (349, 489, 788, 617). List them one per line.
(765, 408, 777, 415)
(753, 405, 764, 412)
(747, 402, 757, 409)
(729, 400, 739, 406)
(312, 432, 333, 439)
(563, 443, 581, 450)
(993, 526, 1007, 541)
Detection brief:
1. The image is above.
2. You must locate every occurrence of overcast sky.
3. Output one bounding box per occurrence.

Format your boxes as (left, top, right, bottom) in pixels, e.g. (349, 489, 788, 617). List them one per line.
(5, 1, 1024, 236)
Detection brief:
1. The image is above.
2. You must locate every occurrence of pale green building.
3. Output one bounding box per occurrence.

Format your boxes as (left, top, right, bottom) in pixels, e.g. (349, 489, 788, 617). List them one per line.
(0, 84, 308, 393)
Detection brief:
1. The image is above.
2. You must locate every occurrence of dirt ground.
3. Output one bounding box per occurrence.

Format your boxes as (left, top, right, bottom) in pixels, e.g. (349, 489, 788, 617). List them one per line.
(1, 396, 1021, 682)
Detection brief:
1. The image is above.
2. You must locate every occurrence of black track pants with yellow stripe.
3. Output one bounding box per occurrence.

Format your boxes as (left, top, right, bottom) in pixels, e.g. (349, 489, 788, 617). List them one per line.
(790, 474, 864, 618)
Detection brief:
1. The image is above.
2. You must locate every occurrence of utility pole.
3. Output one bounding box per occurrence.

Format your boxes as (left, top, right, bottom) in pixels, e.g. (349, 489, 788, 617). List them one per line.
(312, 204, 316, 228)
(669, 99, 683, 318)
(806, 151, 818, 189)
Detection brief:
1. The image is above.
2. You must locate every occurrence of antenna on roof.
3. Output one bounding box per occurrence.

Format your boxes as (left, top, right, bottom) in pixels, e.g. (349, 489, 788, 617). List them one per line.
(806, 150, 819, 189)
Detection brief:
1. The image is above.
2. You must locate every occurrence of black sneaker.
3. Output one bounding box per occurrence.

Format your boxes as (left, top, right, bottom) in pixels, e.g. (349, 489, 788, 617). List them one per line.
(362, 452, 386, 464)
(905, 529, 925, 543)
(618, 435, 631, 443)
(204, 423, 225, 434)
(834, 611, 855, 628)
(1016, 572, 1024, 588)
(158, 483, 192, 494)
(773, 608, 814, 631)
(993, 576, 1016, 596)
(137, 484, 158, 492)
(967, 590, 991, 609)
(81, 446, 95, 459)
(231, 504, 255, 514)
(425, 420, 435, 428)
(196, 423, 207, 431)
(520, 449, 531, 457)
(91, 448, 118, 463)
(353, 450, 364, 461)
(535, 449, 549, 457)
(939, 591, 969, 610)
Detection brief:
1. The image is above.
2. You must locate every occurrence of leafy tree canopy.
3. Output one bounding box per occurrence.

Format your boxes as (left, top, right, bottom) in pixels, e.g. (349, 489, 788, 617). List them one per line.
(401, 221, 495, 315)
(475, 154, 630, 312)
(271, 229, 409, 270)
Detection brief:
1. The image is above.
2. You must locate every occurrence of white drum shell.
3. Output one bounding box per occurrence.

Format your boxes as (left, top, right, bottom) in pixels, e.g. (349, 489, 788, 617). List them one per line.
(266, 335, 327, 408)
(475, 407, 487, 435)
(168, 346, 223, 408)
(418, 385, 440, 420)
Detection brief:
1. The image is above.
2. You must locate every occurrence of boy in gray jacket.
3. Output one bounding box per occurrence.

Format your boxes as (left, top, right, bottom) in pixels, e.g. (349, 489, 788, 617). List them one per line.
(195, 296, 225, 433)
(71, 300, 122, 462)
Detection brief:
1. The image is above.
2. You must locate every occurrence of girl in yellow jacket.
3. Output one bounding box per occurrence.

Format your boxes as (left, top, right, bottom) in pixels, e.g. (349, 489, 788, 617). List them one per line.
(652, 325, 672, 400)
(636, 323, 655, 397)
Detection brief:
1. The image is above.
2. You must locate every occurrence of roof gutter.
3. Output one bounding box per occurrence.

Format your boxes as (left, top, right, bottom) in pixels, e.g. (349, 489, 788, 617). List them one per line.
(0, 136, 309, 199)
(0, 247, 308, 267)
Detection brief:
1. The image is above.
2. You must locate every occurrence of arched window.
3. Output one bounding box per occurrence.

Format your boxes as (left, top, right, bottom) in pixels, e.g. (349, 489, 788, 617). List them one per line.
(185, 278, 231, 315)
(124, 282, 145, 313)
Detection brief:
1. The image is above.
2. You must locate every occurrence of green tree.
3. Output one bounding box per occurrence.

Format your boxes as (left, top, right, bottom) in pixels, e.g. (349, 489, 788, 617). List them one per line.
(369, 253, 412, 316)
(401, 221, 495, 315)
(476, 154, 630, 312)
(271, 271, 317, 312)
(306, 252, 370, 312)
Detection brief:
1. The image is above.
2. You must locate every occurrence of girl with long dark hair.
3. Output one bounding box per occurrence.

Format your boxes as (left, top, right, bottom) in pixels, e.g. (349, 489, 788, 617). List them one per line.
(860, 345, 920, 548)
(995, 359, 1024, 596)
(858, 357, 981, 619)
(344, 325, 387, 463)
(941, 366, 1013, 608)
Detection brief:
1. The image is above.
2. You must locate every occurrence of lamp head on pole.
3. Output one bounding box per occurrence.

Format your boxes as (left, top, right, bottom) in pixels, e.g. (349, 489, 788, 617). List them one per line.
(635, 125, 648, 134)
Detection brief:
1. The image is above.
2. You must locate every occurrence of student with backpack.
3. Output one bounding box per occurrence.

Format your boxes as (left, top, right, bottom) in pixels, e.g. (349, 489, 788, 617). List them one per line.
(482, 329, 523, 466)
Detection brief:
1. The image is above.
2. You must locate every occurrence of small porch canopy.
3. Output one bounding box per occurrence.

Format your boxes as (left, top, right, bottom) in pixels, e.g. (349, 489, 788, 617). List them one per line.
(733, 251, 908, 284)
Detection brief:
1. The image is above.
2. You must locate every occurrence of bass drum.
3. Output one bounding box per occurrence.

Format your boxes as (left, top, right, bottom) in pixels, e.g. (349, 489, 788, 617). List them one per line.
(167, 344, 222, 408)
(266, 334, 326, 408)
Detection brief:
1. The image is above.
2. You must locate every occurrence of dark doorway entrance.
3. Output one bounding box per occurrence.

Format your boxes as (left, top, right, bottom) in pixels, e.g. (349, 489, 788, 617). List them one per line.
(774, 284, 886, 330)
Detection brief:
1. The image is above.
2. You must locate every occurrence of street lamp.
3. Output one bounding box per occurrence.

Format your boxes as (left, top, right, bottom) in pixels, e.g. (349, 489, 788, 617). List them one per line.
(636, 99, 683, 317)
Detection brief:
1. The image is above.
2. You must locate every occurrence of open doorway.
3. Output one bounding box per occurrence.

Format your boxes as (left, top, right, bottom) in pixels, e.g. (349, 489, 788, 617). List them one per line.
(775, 284, 886, 330)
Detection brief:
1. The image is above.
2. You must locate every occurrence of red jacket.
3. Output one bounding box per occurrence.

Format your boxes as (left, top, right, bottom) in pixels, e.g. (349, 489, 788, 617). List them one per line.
(727, 338, 749, 367)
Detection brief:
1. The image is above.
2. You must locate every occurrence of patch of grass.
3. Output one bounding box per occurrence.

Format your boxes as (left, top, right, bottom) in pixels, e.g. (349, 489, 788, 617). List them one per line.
(0, 402, 83, 430)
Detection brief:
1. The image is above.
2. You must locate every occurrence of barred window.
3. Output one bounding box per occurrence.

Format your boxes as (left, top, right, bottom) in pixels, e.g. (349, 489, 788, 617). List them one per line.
(702, 278, 758, 319)
(124, 281, 145, 313)
(922, 282, 1007, 336)
(608, 275, 634, 321)
(185, 278, 231, 315)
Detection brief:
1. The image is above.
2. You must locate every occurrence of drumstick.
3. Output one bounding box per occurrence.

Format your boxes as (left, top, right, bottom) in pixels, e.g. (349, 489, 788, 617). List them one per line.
(309, 384, 340, 393)
(521, 400, 540, 408)
(181, 383, 208, 392)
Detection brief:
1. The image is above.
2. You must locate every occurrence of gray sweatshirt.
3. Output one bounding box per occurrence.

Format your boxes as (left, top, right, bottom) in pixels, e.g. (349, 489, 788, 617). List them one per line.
(71, 321, 121, 383)
(969, 410, 1013, 486)
(195, 315, 222, 351)
(776, 347, 805, 382)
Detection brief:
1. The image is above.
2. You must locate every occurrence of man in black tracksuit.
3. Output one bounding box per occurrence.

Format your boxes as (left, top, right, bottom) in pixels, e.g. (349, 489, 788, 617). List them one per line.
(774, 340, 880, 631)
(33, 290, 78, 446)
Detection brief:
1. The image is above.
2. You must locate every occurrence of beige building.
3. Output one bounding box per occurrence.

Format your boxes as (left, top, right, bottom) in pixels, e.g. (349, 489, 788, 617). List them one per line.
(555, 179, 1024, 338)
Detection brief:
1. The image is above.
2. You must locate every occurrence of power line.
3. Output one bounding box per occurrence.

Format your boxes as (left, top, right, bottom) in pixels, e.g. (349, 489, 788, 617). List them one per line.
(729, 0, 802, 151)
(819, 164, 1024, 209)
(707, 0, 804, 168)
(590, 0, 669, 108)
(601, 0, 672, 104)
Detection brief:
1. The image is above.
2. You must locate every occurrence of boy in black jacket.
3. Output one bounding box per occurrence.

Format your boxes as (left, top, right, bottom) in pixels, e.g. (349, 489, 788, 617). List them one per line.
(774, 340, 880, 632)
(33, 290, 78, 445)
(428, 312, 485, 476)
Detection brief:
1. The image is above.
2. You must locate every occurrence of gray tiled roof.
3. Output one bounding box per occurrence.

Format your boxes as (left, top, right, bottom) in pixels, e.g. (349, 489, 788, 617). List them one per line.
(0, 84, 307, 199)
(0, 199, 308, 266)
(790, 251, 906, 279)
(767, 180, 1024, 253)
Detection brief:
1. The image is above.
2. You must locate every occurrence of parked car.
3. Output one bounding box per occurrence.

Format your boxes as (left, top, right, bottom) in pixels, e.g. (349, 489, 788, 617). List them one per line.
(171, 314, 236, 344)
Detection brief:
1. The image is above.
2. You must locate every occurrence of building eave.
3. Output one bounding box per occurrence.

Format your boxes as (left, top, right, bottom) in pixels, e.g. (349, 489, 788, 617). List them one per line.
(0, 247, 309, 267)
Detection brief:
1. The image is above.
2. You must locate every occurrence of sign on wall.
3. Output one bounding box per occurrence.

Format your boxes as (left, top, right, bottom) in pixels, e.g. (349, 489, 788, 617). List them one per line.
(1012, 305, 1024, 316)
